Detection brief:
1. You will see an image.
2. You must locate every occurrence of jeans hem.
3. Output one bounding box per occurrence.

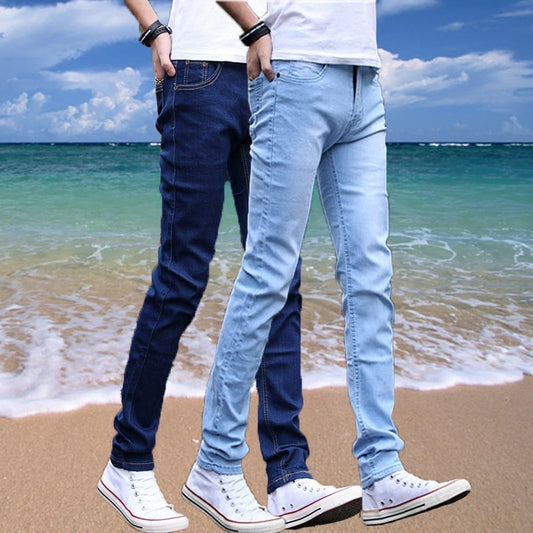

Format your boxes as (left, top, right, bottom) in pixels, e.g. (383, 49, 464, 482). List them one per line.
(196, 457, 243, 476)
(267, 469, 312, 494)
(110, 456, 155, 472)
(360, 453, 403, 489)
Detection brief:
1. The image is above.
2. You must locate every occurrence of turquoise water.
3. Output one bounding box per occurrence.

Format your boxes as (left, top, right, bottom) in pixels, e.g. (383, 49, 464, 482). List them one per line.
(0, 143, 531, 417)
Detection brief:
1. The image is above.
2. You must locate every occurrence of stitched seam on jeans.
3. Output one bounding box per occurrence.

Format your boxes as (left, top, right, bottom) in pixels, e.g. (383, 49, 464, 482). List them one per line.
(326, 151, 366, 441)
(212, 76, 280, 460)
(267, 80, 300, 486)
(240, 143, 251, 192)
(257, 359, 283, 486)
(175, 63, 223, 91)
(268, 470, 311, 490)
(233, 144, 250, 247)
(117, 84, 178, 460)
(111, 457, 154, 469)
(138, 84, 180, 370)
(274, 60, 328, 83)
(341, 65, 364, 139)
(142, 87, 179, 366)
(245, 130, 283, 478)
(183, 60, 189, 85)
(258, 361, 278, 452)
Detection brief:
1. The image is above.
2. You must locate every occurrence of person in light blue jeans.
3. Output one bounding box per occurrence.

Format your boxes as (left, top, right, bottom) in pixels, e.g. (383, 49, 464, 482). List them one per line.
(197, 60, 403, 486)
(184, 2, 471, 530)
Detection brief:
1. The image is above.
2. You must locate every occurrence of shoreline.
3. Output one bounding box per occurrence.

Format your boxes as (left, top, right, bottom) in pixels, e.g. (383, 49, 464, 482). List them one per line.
(2, 378, 532, 532)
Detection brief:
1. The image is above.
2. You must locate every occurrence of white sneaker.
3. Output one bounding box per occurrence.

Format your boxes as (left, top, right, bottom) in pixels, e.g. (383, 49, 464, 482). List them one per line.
(182, 463, 285, 533)
(361, 470, 471, 525)
(267, 478, 362, 528)
(97, 461, 189, 532)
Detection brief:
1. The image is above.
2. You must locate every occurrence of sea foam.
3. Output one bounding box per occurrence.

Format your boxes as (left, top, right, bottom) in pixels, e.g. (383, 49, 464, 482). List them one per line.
(1, 143, 531, 418)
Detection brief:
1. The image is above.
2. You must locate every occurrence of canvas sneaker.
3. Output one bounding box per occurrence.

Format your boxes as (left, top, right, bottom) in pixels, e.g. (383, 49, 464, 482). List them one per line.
(267, 478, 362, 528)
(97, 461, 189, 532)
(361, 470, 471, 525)
(182, 462, 285, 533)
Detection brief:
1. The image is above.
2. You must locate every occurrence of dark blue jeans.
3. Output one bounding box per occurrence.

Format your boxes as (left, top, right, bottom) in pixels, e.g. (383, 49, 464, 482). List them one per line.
(111, 61, 310, 493)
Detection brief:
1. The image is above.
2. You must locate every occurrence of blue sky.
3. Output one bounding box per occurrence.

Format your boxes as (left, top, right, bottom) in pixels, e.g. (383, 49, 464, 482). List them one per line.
(1, 0, 532, 142)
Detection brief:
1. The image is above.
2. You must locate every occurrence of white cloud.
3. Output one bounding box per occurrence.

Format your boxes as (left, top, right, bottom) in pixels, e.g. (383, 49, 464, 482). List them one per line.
(496, 0, 533, 18)
(502, 115, 532, 136)
(0, 1, 171, 140)
(0, 92, 47, 116)
(438, 22, 465, 32)
(497, 9, 533, 17)
(379, 49, 533, 109)
(43, 67, 155, 137)
(4, 47, 533, 141)
(32, 92, 48, 107)
(44, 67, 142, 97)
(0, 93, 29, 116)
(0, 1, 137, 75)
(1, 1, 532, 142)
(378, 0, 439, 16)
(0, 68, 156, 140)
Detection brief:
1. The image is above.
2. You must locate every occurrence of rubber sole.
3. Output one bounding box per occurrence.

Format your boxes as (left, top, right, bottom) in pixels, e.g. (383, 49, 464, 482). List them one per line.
(277, 485, 362, 529)
(361, 478, 471, 526)
(182, 483, 285, 533)
(97, 477, 189, 532)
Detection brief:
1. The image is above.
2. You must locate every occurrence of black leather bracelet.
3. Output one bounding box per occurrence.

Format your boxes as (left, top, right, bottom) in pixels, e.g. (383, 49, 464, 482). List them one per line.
(240, 21, 270, 46)
(139, 20, 172, 47)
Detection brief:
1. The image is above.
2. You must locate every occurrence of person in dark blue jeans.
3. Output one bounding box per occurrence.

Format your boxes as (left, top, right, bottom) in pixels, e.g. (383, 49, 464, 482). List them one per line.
(97, 2, 361, 532)
(111, 60, 305, 472)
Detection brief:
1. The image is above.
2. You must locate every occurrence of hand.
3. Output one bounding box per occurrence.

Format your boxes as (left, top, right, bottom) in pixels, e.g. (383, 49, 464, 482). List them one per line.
(151, 32, 176, 81)
(247, 34, 274, 82)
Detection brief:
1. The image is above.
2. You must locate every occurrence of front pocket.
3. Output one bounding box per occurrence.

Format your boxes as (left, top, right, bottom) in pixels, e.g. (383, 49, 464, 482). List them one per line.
(273, 60, 327, 83)
(174, 61, 223, 90)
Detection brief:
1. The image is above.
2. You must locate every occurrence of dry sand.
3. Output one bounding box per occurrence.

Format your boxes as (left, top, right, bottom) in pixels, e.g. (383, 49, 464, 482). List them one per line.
(1, 378, 532, 532)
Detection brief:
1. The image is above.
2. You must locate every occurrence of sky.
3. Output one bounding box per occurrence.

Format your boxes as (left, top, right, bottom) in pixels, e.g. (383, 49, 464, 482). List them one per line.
(0, 0, 532, 143)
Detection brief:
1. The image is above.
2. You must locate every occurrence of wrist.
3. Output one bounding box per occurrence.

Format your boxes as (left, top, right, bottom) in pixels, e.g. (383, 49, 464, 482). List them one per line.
(139, 20, 172, 47)
(240, 21, 270, 47)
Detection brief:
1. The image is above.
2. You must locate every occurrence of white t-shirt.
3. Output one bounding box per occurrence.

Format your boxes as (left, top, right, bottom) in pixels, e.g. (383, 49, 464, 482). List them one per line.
(168, 0, 266, 62)
(264, 0, 380, 67)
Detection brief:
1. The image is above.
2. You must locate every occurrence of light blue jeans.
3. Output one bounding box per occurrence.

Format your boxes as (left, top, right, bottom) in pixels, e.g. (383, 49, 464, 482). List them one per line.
(197, 62, 404, 488)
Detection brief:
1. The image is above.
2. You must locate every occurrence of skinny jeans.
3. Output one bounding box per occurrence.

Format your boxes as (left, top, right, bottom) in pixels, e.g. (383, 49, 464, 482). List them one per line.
(198, 62, 404, 489)
(111, 61, 310, 493)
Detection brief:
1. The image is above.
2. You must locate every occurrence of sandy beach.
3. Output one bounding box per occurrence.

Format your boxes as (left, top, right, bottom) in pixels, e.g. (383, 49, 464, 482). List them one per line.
(1, 378, 532, 532)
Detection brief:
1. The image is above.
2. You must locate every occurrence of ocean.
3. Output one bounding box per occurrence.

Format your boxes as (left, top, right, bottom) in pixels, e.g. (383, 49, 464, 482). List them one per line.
(0, 142, 531, 418)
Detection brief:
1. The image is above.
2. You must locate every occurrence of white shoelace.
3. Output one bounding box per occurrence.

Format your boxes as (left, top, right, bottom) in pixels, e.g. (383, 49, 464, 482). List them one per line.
(129, 471, 173, 512)
(389, 471, 436, 489)
(219, 475, 262, 515)
(290, 479, 331, 494)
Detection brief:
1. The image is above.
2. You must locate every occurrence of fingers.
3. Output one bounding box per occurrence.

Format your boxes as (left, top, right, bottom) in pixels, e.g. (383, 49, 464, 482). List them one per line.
(160, 56, 176, 77)
(247, 34, 274, 81)
(246, 53, 261, 81)
(261, 59, 275, 82)
(151, 34, 175, 81)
